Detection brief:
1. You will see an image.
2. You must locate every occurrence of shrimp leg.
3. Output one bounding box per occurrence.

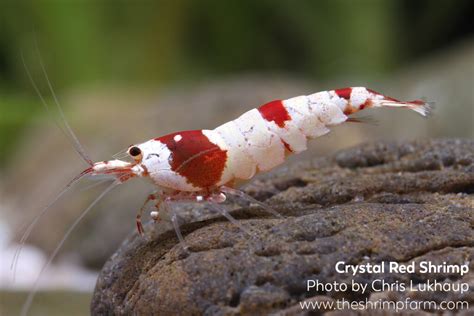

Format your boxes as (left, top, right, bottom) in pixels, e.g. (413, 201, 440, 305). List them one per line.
(206, 202, 256, 237)
(136, 193, 161, 235)
(220, 186, 283, 218)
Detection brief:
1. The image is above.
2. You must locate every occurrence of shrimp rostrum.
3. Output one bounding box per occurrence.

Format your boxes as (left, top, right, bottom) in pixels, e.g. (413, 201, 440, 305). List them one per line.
(80, 87, 431, 239)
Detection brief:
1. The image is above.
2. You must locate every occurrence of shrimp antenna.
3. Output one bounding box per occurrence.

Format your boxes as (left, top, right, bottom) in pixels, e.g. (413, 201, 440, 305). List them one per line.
(20, 180, 120, 316)
(10, 167, 94, 279)
(34, 39, 94, 165)
(21, 44, 93, 166)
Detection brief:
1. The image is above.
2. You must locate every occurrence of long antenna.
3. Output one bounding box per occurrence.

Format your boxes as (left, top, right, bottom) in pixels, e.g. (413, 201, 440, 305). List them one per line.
(34, 39, 94, 165)
(10, 167, 93, 278)
(21, 46, 94, 165)
(20, 180, 119, 316)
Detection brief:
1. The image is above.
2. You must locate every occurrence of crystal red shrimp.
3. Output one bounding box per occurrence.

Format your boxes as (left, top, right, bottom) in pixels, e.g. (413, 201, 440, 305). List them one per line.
(87, 87, 431, 233)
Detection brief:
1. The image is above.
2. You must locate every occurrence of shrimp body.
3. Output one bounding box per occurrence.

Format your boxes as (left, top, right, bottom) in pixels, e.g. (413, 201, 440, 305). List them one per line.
(119, 87, 430, 192)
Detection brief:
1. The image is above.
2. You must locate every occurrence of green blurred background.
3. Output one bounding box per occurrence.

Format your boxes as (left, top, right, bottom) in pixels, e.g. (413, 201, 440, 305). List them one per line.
(1, 0, 473, 165)
(1, 1, 473, 315)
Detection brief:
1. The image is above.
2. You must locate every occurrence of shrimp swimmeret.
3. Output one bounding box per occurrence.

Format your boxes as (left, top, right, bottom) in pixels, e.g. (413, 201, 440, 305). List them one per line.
(17, 64, 432, 315)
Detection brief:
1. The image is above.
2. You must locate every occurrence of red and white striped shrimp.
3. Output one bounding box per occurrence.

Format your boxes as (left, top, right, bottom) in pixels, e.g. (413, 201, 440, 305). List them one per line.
(87, 87, 431, 234)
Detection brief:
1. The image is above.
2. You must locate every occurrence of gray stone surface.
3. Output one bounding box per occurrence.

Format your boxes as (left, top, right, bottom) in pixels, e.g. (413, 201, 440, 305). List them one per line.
(92, 139, 473, 315)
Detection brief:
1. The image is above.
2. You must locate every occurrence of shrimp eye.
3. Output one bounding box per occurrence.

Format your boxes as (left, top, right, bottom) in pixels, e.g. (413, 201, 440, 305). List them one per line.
(128, 146, 142, 159)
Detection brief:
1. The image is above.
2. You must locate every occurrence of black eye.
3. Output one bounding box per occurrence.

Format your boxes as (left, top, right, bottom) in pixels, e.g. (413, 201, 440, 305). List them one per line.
(129, 146, 141, 157)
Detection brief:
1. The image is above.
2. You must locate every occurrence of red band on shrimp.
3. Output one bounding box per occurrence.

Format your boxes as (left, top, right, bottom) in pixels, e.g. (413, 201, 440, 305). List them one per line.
(258, 100, 291, 128)
(366, 88, 400, 102)
(157, 131, 227, 188)
(335, 87, 352, 100)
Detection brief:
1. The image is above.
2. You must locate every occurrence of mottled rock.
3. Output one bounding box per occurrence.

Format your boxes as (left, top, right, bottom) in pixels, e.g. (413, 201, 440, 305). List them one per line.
(92, 139, 474, 315)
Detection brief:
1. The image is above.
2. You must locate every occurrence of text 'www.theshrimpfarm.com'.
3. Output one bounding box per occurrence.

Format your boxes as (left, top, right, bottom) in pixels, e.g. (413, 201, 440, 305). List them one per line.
(299, 297, 469, 313)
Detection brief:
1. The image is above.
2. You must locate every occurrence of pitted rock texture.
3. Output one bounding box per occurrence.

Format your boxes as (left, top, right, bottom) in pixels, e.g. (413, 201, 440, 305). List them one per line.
(92, 139, 474, 315)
